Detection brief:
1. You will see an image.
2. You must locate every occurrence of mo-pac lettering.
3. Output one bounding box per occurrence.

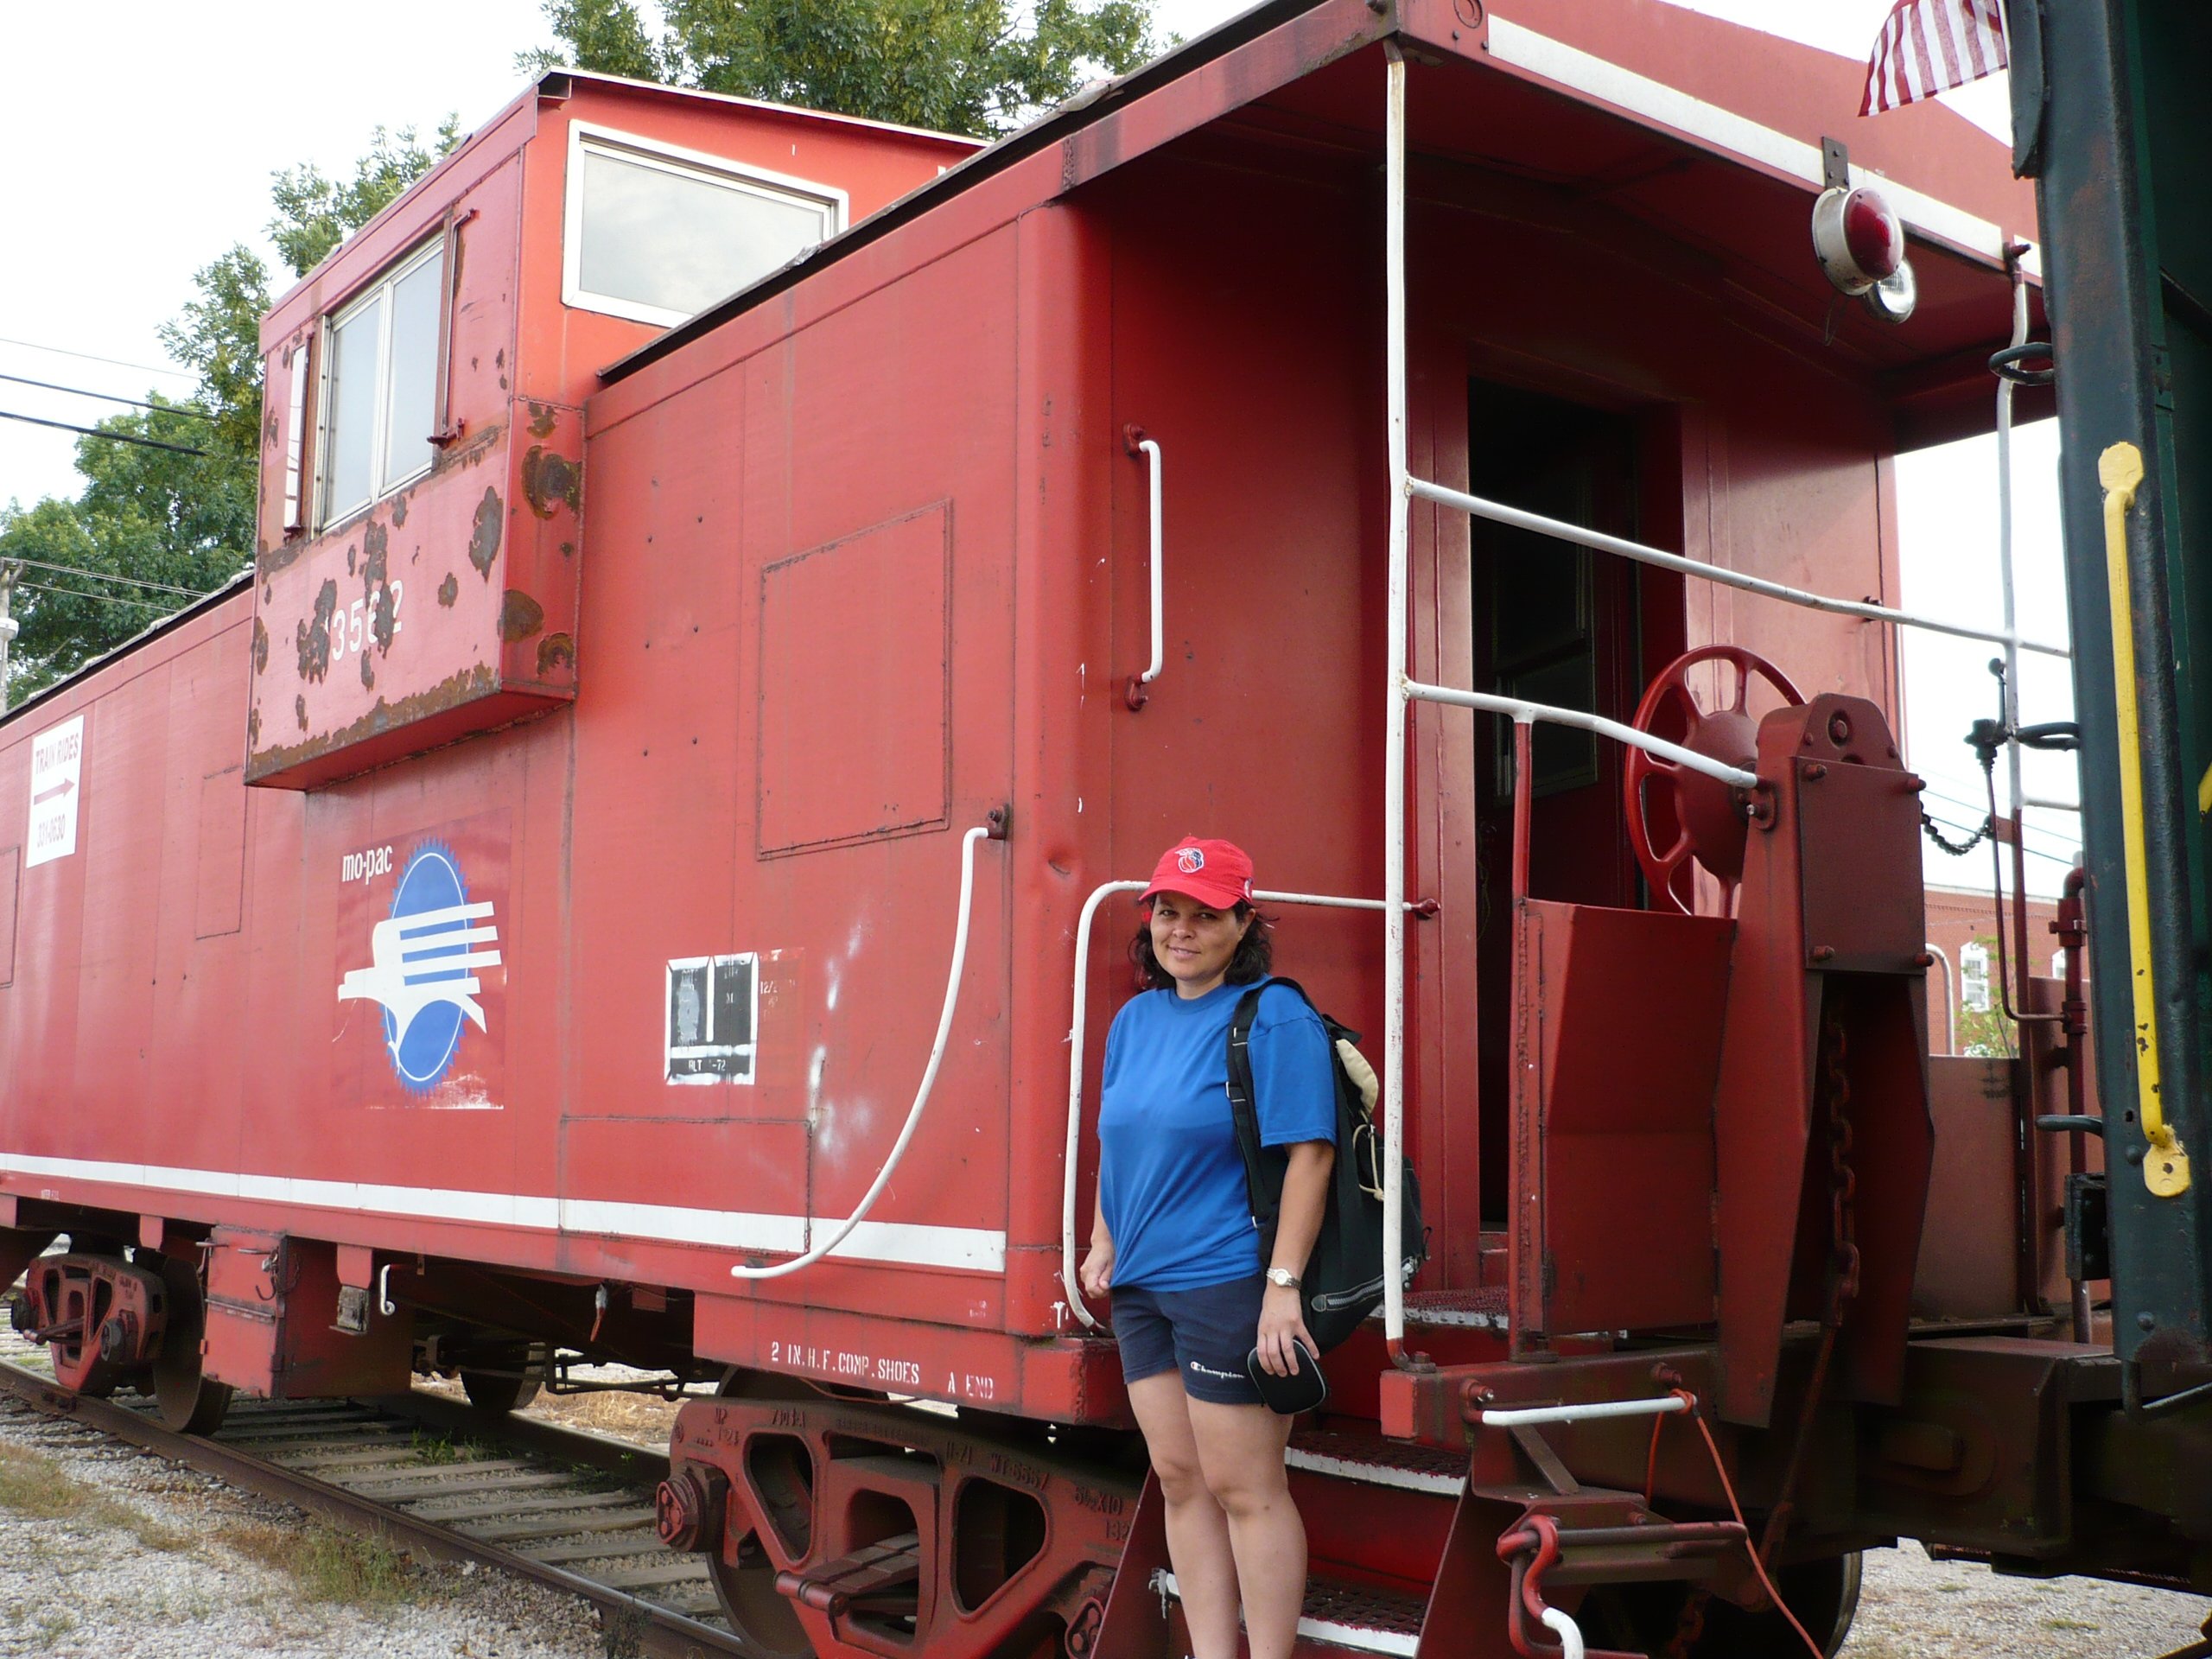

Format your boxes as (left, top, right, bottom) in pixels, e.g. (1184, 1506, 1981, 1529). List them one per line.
(32, 731, 81, 771)
(340, 845, 395, 884)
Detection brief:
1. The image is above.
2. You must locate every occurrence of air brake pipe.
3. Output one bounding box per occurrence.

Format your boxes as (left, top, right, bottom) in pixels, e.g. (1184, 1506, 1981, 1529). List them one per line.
(1124, 430, 1165, 709)
(1059, 881, 1433, 1332)
(729, 823, 998, 1281)
(1404, 476, 2070, 662)
(2097, 442, 2190, 1198)
(1478, 1395, 1691, 1427)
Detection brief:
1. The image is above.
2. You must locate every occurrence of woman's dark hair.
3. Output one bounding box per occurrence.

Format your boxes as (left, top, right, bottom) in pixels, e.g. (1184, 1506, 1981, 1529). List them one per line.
(1128, 900, 1275, 989)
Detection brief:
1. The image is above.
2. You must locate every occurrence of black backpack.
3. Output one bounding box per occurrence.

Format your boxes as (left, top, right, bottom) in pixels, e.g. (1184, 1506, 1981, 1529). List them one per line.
(1224, 978, 1427, 1352)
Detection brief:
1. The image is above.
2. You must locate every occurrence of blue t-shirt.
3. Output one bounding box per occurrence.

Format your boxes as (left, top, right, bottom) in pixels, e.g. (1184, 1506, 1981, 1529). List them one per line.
(1097, 977, 1338, 1291)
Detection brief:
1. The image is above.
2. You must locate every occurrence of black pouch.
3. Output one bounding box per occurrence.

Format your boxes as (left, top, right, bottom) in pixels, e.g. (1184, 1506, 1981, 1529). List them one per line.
(1245, 1337, 1328, 1415)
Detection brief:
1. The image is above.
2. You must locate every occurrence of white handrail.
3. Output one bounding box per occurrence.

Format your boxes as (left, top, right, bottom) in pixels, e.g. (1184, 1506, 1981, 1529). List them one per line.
(1405, 474, 2071, 662)
(1924, 941, 1958, 1055)
(1404, 679, 1761, 790)
(730, 823, 994, 1281)
(1381, 40, 1413, 1363)
(1128, 431, 1165, 704)
(1478, 1395, 1690, 1427)
(1058, 879, 1424, 1332)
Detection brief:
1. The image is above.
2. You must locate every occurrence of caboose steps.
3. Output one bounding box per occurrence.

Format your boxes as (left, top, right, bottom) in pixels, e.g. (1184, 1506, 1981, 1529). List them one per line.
(1148, 1570, 1426, 1657)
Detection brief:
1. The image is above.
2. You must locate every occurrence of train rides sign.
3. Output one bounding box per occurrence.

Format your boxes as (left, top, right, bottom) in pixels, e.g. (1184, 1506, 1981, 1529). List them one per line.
(25, 715, 84, 869)
(334, 813, 510, 1106)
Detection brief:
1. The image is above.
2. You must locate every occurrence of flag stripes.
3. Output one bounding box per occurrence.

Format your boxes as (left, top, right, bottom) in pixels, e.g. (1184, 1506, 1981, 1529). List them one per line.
(1861, 0, 2009, 115)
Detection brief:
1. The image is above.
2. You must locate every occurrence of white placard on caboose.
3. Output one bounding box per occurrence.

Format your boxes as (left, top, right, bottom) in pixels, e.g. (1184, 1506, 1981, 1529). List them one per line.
(26, 714, 85, 868)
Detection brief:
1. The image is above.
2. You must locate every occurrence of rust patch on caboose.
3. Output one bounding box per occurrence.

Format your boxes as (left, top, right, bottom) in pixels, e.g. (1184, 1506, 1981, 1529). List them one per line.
(249, 662, 503, 777)
(264, 411, 278, 449)
(520, 447, 582, 520)
(359, 652, 375, 690)
(537, 632, 575, 677)
(346, 543, 357, 576)
(559, 540, 575, 558)
(360, 522, 397, 652)
(527, 402, 557, 439)
(296, 579, 339, 682)
(259, 540, 301, 576)
(391, 493, 408, 528)
(251, 617, 268, 676)
(496, 347, 508, 392)
(295, 694, 308, 731)
(498, 589, 544, 643)
(469, 486, 503, 578)
(246, 703, 261, 747)
(438, 572, 459, 607)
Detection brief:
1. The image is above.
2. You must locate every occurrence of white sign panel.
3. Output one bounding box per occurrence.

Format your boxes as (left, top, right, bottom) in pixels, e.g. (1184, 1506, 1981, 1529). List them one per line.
(25, 715, 84, 868)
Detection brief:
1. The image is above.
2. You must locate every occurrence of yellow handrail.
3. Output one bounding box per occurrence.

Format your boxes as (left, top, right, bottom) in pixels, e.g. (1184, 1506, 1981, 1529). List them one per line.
(2099, 440, 2189, 1197)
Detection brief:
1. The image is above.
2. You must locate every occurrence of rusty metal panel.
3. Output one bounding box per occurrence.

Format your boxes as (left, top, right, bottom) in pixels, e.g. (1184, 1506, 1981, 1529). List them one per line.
(1914, 1057, 2021, 1320)
(757, 504, 952, 856)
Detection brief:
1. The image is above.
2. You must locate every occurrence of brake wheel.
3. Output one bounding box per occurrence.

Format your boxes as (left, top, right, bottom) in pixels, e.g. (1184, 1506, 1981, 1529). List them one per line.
(1623, 645, 1802, 914)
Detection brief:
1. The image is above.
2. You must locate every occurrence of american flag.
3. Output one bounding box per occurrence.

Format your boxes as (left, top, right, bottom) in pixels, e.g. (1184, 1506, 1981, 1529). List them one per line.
(1860, 0, 2010, 115)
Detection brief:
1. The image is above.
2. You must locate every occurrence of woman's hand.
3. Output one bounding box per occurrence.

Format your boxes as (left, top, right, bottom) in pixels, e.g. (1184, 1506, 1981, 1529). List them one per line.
(1079, 1235, 1115, 1300)
(1255, 1282, 1317, 1376)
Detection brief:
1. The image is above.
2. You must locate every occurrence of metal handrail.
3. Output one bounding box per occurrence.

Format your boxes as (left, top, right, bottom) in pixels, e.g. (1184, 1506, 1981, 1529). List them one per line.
(1405, 475, 2071, 662)
(1126, 429, 1166, 708)
(1058, 879, 1426, 1332)
(1403, 679, 1760, 790)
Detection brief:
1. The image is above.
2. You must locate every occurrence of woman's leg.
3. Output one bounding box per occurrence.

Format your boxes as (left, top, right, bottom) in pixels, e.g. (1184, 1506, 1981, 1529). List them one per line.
(1187, 1397, 1304, 1659)
(1128, 1372, 1242, 1659)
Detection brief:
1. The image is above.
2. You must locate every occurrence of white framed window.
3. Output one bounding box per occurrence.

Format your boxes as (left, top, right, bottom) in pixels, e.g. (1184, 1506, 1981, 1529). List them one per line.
(563, 122, 846, 328)
(1961, 942, 1992, 1013)
(317, 237, 445, 528)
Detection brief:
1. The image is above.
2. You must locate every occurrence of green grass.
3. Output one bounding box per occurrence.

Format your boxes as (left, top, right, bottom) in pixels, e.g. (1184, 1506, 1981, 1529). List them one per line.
(215, 1519, 428, 1609)
(0, 1441, 192, 1552)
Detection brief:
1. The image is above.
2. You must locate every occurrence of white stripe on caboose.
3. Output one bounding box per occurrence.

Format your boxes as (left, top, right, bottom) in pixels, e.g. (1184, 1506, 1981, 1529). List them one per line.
(0, 1153, 1005, 1273)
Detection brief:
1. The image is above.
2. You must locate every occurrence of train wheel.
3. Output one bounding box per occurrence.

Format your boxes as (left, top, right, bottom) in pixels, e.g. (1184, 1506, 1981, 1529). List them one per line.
(706, 1370, 816, 1658)
(149, 1255, 231, 1436)
(460, 1344, 545, 1413)
(1590, 1551, 1861, 1658)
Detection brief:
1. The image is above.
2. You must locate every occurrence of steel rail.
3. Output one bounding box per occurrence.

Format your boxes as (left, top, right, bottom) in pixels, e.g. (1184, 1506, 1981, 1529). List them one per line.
(0, 1359, 744, 1659)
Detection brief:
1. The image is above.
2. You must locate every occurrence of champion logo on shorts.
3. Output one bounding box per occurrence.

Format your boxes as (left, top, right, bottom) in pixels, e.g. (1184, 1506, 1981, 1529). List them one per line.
(1178, 847, 1205, 874)
(1188, 1359, 1241, 1382)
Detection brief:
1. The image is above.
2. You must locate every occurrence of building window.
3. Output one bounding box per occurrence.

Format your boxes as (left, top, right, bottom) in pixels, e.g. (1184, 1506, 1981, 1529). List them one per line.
(319, 238, 445, 528)
(1961, 942, 1991, 1013)
(563, 124, 845, 327)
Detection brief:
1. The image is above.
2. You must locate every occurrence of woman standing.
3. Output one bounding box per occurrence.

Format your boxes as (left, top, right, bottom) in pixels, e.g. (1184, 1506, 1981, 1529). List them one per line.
(1079, 836, 1338, 1659)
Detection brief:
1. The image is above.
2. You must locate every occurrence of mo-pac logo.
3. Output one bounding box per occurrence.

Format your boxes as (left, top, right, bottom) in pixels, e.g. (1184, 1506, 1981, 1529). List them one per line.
(338, 842, 501, 1091)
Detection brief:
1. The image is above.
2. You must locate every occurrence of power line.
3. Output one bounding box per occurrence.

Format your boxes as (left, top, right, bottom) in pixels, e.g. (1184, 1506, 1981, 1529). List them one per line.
(0, 555, 218, 599)
(0, 408, 231, 460)
(0, 372, 218, 422)
(0, 334, 194, 382)
(13, 578, 177, 615)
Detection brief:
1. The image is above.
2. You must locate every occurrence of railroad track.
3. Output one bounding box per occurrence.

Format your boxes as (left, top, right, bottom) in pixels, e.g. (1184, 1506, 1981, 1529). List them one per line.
(0, 1332, 746, 1659)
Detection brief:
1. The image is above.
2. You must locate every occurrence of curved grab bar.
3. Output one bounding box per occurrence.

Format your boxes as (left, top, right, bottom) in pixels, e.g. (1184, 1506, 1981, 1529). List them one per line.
(731, 823, 996, 1280)
(1058, 880, 1432, 1332)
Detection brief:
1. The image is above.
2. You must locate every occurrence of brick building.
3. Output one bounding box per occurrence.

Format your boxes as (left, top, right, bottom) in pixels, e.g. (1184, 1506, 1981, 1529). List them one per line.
(1923, 882, 2068, 1056)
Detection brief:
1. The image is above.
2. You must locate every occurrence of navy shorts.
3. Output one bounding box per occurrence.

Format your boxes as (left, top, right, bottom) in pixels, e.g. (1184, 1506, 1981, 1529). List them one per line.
(1111, 1275, 1266, 1406)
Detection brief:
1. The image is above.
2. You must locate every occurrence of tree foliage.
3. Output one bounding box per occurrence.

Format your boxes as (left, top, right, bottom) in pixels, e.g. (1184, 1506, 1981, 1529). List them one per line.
(3, 124, 458, 703)
(268, 121, 464, 279)
(521, 0, 1161, 137)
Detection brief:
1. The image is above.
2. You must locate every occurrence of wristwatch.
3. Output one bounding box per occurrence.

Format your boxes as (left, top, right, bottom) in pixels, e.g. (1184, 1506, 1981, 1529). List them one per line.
(1264, 1268, 1302, 1290)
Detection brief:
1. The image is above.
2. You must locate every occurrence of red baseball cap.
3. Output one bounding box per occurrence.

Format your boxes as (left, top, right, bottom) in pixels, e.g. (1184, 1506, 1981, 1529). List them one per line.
(1140, 836, 1256, 910)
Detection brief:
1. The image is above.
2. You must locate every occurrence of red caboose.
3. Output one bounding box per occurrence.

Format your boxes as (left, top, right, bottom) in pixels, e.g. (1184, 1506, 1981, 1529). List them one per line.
(4, 3, 2089, 1654)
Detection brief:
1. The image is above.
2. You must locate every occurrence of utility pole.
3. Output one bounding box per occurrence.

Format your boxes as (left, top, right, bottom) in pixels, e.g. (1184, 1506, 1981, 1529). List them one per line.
(0, 562, 16, 715)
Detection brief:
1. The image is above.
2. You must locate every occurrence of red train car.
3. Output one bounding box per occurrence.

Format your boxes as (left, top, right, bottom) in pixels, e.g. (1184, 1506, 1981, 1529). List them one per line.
(6, 3, 2134, 1655)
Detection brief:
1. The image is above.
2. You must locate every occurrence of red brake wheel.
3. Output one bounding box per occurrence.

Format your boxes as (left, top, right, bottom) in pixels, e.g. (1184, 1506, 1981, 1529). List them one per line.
(1623, 645, 1802, 914)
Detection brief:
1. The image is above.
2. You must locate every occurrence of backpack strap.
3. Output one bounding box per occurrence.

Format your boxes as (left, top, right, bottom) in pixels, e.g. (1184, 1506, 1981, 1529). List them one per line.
(1224, 982, 1277, 1229)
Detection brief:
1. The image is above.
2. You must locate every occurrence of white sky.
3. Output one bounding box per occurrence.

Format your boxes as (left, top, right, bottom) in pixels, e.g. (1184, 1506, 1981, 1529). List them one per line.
(0, 0, 2073, 890)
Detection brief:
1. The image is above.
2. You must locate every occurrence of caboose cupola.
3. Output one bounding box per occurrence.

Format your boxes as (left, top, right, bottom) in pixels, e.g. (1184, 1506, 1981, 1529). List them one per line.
(245, 73, 972, 789)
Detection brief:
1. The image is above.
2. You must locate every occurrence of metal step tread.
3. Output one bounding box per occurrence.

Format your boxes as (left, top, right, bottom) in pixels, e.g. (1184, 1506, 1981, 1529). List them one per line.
(1152, 1570, 1425, 1657)
(1288, 1427, 1466, 1495)
(1400, 1287, 1509, 1330)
